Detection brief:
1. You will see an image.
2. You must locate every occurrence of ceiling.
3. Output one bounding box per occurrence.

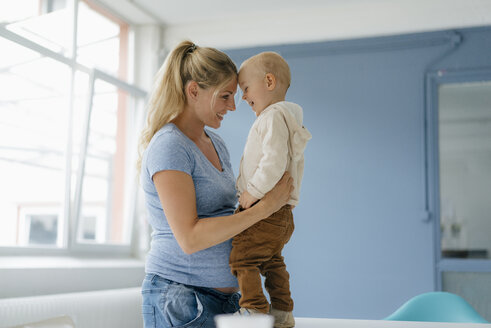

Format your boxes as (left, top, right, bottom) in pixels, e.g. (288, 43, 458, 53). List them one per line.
(96, 0, 357, 25)
(93, 0, 491, 49)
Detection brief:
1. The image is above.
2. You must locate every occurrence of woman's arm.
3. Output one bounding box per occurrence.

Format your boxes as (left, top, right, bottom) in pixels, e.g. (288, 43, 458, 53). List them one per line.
(153, 170, 293, 254)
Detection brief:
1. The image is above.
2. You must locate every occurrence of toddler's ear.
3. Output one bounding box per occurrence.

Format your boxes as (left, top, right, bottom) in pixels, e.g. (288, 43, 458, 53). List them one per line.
(265, 73, 276, 90)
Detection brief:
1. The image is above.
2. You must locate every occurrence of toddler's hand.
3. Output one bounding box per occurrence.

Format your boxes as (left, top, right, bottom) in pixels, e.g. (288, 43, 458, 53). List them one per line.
(239, 191, 259, 209)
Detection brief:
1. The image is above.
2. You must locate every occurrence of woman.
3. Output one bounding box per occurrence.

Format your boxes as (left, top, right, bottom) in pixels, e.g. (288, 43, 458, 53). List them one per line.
(138, 41, 293, 328)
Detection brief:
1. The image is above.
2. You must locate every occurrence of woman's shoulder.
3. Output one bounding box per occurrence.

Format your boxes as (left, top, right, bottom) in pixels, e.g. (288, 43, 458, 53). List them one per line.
(144, 124, 195, 175)
(148, 124, 189, 151)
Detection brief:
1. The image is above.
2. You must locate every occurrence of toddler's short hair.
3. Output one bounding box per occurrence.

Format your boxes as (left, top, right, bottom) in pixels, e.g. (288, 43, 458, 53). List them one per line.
(241, 52, 291, 90)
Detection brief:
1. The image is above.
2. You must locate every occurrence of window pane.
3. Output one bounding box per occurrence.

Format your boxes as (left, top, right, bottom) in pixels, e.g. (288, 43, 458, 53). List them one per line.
(76, 1, 128, 79)
(77, 79, 136, 245)
(439, 81, 491, 259)
(0, 38, 71, 248)
(443, 272, 491, 321)
(0, 0, 73, 56)
(0, 0, 39, 23)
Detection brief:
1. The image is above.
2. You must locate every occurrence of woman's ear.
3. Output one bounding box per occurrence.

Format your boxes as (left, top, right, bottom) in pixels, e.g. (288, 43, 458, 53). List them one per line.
(264, 73, 276, 91)
(186, 81, 199, 101)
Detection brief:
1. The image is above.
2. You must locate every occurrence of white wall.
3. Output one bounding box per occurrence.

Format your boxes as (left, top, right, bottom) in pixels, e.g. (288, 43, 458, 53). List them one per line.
(133, 25, 164, 91)
(161, 0, 491, 51)
(95, 0, 491, 52)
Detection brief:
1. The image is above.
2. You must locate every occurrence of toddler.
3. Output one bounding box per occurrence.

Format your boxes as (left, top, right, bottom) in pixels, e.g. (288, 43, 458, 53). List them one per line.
(230, 52, 312, 328)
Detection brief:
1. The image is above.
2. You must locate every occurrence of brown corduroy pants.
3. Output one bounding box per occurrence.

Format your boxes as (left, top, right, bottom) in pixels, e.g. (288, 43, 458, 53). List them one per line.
(229, 205, 295, 313)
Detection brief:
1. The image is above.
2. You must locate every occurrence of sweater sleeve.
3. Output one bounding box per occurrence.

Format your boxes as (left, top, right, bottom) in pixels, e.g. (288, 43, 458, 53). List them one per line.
(246, 110, 289, 199)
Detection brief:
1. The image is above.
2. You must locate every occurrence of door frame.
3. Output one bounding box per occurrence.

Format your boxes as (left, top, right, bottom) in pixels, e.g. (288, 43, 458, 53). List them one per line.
(426, 66, 491, 290)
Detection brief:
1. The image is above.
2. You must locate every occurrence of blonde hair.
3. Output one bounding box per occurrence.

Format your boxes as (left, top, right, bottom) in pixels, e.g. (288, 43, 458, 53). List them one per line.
(240, 51, 291, 90)
(137, 40, 237, 172)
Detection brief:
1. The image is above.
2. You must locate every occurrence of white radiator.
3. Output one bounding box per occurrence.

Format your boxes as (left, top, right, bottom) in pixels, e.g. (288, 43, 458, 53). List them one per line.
(0, 288, 142, 328)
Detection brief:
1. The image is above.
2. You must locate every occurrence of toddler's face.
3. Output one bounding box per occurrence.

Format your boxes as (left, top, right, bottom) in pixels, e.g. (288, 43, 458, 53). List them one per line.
(238, 66, 273, 116)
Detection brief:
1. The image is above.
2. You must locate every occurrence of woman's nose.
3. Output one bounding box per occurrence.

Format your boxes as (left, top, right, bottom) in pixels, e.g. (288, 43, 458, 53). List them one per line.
(228, 98, 236, 111)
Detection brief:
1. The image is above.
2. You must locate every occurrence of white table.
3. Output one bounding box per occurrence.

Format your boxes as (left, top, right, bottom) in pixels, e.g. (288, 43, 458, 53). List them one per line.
(295, 318, 491, 328)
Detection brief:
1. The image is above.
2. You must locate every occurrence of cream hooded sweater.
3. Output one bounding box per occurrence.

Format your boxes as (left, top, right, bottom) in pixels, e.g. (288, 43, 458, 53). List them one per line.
(236, 101, 312, 206)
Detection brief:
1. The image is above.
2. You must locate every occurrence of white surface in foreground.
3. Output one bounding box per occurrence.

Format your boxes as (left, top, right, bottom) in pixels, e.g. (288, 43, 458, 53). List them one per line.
(295, 318, 491, 328)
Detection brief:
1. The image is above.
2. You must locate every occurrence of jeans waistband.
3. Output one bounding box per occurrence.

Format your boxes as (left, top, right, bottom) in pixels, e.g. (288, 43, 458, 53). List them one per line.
(145, 274, 239, 300)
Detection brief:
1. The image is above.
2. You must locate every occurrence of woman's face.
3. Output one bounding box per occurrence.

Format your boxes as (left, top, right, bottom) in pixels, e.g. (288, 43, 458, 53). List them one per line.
(197, 77, 237, 129)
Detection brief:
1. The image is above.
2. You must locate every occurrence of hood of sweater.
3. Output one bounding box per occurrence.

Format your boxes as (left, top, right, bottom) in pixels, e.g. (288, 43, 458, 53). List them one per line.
(263, 101, 312, 161)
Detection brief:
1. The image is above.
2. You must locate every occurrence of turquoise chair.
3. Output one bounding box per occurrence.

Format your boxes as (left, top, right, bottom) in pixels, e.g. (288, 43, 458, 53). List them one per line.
(385, 291, 489, 323)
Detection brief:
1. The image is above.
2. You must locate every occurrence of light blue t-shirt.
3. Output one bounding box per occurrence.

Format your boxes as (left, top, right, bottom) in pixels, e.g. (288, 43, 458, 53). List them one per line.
(141, 123, 239, 288)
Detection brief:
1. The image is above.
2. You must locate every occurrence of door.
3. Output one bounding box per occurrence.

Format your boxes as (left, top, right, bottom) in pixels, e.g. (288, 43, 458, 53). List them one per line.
(427, 68, 491, 321)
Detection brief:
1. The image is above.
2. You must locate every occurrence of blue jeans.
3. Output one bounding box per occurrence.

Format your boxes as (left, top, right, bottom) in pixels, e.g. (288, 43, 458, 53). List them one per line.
(141, 274, 240, 328)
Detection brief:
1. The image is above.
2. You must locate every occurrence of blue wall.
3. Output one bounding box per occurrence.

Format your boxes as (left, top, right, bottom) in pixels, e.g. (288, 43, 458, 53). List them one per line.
(220, 26, 491, 319)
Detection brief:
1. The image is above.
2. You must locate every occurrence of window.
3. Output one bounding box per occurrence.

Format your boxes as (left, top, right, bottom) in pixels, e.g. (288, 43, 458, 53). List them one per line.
(0, 0, 73, 56)
(0, 0, 146, 255)
(75, 76, 145, 246)
(77, 1, 129, 80)
(0, 40, 72, 249)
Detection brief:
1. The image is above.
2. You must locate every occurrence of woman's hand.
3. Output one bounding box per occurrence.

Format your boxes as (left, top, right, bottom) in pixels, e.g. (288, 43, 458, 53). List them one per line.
(239, 191, 259, 209)
(259, 172, 294, 216)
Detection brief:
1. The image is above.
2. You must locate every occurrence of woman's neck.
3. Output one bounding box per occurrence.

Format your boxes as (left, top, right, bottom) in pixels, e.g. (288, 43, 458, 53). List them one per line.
(172, 109, 206, 142)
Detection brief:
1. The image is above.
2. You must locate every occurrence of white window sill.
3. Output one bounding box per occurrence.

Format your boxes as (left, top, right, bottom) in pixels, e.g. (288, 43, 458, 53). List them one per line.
(0, 256, 145, 269)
